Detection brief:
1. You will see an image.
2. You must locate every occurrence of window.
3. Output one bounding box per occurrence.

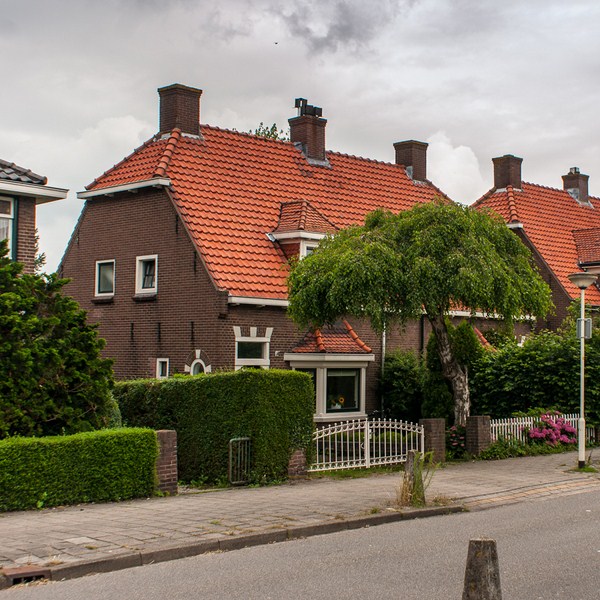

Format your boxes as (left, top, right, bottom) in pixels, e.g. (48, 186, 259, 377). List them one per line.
(285, 356, 374, 422)
(95, 260, 115, 296)
(326, 369, 360, 412)
(0, 197, 14, 256)
(190, 359, 205, 375)
(233, 326, 273, 369)
(300, 240, 319, 258)
(136, 255, 158, 294)
(156, 358, 169, 379)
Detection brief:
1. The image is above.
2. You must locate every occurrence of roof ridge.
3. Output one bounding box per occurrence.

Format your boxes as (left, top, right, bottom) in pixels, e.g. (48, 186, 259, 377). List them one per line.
(154, 129, 181, 178)
(314, 328, 326, 352)
(342, 319, 372, 353)
(522, 180, 600, 202)
(506, 185, 521, 223)
(298, 199, 308, 230)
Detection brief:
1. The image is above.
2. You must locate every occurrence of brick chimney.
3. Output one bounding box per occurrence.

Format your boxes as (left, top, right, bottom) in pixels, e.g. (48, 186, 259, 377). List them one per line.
(394, 140, 428, 182)
(289, 98, 327, 163)
(158, 84, 202, 136)
(492, 155, 522, 189)
(562, 167, 589, 203)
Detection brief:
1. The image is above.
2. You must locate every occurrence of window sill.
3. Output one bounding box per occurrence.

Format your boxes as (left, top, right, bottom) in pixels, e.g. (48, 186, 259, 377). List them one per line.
(92, 296, 114, 304)
(314, 412, 367, 423)
(133, 293, 157, 302)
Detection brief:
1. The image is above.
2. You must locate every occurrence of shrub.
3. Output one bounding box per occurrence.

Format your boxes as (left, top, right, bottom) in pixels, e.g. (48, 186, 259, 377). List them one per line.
(115, 369, 314, 484)
(381, 350, 424, 421)
(0, 428, 158, 511)
(0, 242, 114, 439)
(446, 424, 467, 460)
(528, 414, 577, 446)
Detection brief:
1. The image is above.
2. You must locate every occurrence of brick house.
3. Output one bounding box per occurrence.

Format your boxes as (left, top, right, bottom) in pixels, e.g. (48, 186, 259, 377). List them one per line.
(0, 160, 67, 273)
(474, 155, 600, 330)
(60, 83, 463, 421)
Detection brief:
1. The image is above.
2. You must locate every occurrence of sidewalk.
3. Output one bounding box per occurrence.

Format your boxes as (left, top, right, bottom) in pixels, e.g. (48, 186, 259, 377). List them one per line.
(1, 451, 600, 587)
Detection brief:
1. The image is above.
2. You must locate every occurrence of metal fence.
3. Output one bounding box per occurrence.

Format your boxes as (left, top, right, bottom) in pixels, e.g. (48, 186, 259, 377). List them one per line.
(309, 418, 424, 473)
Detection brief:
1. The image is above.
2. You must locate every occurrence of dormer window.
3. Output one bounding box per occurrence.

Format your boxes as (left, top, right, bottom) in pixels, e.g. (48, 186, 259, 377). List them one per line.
(300, 240, 319, 258)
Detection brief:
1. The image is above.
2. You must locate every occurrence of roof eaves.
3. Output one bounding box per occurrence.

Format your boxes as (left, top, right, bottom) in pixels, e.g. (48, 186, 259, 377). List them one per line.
(77, 178, 171, 199)
(0, 179, 68, 204)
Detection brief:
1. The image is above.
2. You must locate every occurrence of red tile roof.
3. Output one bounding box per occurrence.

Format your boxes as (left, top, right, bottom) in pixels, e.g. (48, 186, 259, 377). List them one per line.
(274, 200, 337, 234)
(474, 183, 600, 303)
(290, 320, 373, 354)
(87, 126, 446, 299)
(573, 228, 600, 265)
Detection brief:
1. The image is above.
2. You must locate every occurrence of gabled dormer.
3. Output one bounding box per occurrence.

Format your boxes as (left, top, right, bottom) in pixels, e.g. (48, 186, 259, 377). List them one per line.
(269, 199, 338, 260)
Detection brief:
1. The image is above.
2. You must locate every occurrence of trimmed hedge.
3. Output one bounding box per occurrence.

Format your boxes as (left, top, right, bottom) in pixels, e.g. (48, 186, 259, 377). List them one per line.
(0, 428, 158, 511)
(115, 369, 314, 484)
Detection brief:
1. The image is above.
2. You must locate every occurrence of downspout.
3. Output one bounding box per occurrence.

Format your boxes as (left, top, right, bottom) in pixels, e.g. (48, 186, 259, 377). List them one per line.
(419, 313, 426, 355)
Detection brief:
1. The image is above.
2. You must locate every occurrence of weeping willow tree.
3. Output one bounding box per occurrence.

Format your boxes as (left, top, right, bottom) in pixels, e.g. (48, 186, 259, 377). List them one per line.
(287, 200, 552, 426)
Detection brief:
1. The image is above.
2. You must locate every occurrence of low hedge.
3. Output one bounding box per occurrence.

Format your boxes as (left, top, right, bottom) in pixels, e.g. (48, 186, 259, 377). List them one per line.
(115, 369, 314, 484)
(0, 428, 158, 511)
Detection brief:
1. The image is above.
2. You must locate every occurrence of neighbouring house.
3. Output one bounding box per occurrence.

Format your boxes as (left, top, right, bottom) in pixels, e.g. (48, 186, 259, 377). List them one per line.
(0, 159, 67, 272)
(60, 83, 493, 421)
(474, 155, 600, 329)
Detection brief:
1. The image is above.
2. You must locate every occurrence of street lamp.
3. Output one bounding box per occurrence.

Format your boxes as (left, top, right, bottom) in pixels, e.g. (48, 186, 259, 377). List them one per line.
(567, 271, 597, 468)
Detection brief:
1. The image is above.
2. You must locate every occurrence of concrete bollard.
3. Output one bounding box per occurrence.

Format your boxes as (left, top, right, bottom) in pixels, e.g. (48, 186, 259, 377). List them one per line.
(462, 538, 502, 600)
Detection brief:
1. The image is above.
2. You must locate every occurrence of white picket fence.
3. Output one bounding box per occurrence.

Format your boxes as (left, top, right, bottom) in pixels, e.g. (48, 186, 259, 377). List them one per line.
(490, 413, 596, 444)
(309, 418, 424, 472)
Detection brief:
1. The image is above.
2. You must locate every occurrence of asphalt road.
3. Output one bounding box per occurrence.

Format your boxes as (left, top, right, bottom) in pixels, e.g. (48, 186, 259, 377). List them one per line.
(5, 490, 600, 599)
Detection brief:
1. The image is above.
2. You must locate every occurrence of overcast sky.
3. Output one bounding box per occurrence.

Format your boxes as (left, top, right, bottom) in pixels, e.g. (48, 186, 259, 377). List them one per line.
(2, 0, 600, 271)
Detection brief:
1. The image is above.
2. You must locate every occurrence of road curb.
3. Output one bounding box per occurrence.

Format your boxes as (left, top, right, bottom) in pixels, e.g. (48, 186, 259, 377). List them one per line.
(0, 503, 465, 588)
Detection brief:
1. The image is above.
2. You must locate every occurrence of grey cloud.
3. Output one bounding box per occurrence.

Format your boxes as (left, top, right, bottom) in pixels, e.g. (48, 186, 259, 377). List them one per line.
(274, 0, 413, 53)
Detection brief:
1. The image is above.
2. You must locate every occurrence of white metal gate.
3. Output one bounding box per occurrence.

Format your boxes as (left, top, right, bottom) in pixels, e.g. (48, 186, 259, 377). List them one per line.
(309, 418, 424, 472)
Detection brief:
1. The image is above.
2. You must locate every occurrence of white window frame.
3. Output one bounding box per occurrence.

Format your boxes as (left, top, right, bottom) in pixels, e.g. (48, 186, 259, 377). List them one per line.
(190, 358, 206, 375)
(284, 354, 375, 422)
(300, 240, 319, 258)
(156, 358, 169, 379)
(95, 259, 115, 297)
(0, 196, 14, 256)
(233, 326, 273, 370)
(135, 254, 158, 295)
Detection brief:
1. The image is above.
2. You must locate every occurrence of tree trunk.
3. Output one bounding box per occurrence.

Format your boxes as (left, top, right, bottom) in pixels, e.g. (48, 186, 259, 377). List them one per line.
(428, 314, 470, 427)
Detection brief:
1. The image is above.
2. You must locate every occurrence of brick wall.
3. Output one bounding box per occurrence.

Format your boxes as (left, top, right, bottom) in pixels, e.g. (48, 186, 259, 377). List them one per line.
(420, 418, 446, 463)
(15, 197, 36, 274)
(156, 430, 178, 495)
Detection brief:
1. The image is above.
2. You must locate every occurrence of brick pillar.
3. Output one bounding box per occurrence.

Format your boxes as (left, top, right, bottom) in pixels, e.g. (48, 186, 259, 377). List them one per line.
(156, 430, 178, 495)
(466, 416, 491, 456)
(420, 418, 446, 463)
(288, 449, 307, 479)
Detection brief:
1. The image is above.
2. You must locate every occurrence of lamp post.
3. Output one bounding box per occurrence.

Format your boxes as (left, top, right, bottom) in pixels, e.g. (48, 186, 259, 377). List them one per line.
(567, 271, 597, 468)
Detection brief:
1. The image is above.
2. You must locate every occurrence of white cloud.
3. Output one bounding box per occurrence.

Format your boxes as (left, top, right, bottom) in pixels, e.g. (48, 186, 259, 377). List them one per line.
(427, 132, 486, 204)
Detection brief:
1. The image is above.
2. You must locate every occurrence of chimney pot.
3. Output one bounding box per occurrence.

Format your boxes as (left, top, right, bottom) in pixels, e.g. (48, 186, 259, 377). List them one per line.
(562, 167, 589, 204)
(289, 99, 327, 163)
(394, 140, 428, 182)
(158, 83, 202, 136)
(492, 154, 523, 190)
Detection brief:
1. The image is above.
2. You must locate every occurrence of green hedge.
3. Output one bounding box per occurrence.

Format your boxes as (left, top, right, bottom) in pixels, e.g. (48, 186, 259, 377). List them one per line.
(115, 369, 314, 484)
(0, 428, 158, 511)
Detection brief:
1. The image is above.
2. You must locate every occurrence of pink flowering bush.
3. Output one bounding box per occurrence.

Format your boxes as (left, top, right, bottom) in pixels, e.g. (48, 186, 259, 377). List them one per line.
(528, 414, 577, 446)
(446, 425, 467, 459)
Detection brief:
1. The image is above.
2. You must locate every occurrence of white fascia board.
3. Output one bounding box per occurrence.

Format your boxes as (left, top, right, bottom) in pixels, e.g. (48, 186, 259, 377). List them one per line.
(507, 222, 524, 229)
(0, 180, 68, 204)
(284, 353, 375, 364)
(448, 309, 502, 319)
(77, 178, 171, 199)
(271, 231, 327, 242)
(228, 296, 289, 307)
